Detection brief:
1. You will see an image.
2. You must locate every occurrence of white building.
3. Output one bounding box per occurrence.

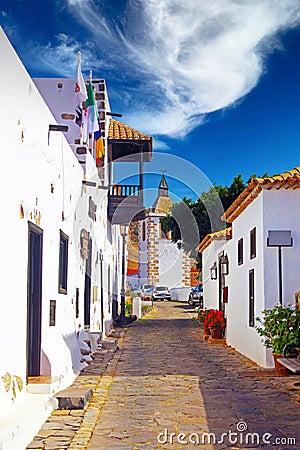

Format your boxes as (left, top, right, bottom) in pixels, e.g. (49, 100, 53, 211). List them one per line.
(198, 168, 300, 368)
(0, 27, 152, 449)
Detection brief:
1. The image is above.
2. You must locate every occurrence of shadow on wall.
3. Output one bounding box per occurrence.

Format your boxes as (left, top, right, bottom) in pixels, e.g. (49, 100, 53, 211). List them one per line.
(40, 350, 51, 376)
(62, 332, 88, 375)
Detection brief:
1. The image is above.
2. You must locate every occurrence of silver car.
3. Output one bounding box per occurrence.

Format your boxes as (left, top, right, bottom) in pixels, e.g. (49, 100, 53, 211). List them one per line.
(134, 284, 154, 299)
(152, 286, 171, 301)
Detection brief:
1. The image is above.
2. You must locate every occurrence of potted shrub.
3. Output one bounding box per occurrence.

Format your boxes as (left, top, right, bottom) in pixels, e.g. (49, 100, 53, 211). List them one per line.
(197, 308, 211, 335)
(198, 309, 226, 338)
(207, 309, 226, 338)
(256, 305, 300, 373)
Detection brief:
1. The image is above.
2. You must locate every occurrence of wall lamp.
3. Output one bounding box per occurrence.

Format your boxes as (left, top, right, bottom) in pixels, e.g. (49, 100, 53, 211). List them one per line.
(210, 262, 217, 280)
(220, 254, 229, 275)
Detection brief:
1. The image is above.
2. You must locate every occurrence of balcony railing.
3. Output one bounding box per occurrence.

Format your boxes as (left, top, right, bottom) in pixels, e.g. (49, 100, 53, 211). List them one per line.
(108, 184, 145, 223)
(110, 184, 140, 197)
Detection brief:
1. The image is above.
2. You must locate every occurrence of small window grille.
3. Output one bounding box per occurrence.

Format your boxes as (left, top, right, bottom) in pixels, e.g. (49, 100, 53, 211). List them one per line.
(49, 300, 56, 326)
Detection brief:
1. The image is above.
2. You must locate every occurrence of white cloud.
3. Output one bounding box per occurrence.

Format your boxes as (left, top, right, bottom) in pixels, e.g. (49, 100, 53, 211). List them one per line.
(67, 0, 114, 40)
(49, 1, 300, 136)
(153, 139, 170, 151)
(34, 33, 111, 77)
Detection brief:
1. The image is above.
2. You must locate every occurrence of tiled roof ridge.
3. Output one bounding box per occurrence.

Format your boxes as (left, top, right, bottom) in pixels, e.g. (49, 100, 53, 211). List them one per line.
(222, 166, 300, 223)
(196, 227, 232, 253)
(108, 118, 152, 141)
(252, 166, 300, 184)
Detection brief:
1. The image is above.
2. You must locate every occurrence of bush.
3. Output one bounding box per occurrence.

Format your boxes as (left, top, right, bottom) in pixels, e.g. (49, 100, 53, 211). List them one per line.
(125, 299, 133, 316)
(256, 305, 300, 355)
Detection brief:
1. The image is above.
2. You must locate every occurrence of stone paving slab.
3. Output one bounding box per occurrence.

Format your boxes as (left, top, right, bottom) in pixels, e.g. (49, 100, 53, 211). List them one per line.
(85, 303, 300, 449)
(26, 345, 119, 449)
(28, 303, 300, 449)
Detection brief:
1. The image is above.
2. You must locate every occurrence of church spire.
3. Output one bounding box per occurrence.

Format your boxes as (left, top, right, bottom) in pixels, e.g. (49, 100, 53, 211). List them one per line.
(158, 169, 168, 196)
(152, 170, 173, 213)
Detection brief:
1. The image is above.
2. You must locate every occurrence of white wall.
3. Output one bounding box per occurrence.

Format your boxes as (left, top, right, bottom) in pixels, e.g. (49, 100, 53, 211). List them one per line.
(0, 27, 85, 415)
(263, 189, 300, 308)
(202, 239, 224, 310)
(0, 25, 122, 411)
(206, 189, 300, 368)
(0, 28, 124, 449)
(33, 78, 80, 151)
(224, 194, 269, 366)
(158, 239, 183, 288)
(34, 74, 121, 333)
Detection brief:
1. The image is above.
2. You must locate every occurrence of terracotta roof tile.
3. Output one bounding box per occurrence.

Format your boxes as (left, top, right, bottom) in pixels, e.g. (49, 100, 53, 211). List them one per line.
(196, 227, 232, 253)
(108, 118, 152, 141)
(222, 166, 300, 223)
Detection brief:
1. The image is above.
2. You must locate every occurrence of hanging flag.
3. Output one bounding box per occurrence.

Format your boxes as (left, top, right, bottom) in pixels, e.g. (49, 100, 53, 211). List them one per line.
(82, 82, 99, 143)
(95, 125, 105, 164)
(74, 54, 87, 127)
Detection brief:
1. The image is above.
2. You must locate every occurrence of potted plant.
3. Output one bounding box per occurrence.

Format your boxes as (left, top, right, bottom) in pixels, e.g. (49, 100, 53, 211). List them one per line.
(256, 305, 300, 374)
(198, 308, 226, 338)
(197, 308, 211, 335)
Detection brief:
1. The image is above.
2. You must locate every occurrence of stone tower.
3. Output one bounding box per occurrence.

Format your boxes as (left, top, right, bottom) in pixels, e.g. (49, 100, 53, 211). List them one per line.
(138, 172, 195, 288)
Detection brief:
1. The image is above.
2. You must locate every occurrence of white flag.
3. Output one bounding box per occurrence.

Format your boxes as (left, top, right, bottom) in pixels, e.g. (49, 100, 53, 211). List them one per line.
(74, 54, 87, 127)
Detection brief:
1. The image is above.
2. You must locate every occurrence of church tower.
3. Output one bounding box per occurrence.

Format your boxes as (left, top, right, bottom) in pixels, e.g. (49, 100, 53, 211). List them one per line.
(138, 172, 195, 288)
(152, 171, 173, 214)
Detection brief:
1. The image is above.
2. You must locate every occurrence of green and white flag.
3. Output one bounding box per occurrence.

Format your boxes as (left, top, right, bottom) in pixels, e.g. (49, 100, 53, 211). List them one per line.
(82, 82, 99, 143)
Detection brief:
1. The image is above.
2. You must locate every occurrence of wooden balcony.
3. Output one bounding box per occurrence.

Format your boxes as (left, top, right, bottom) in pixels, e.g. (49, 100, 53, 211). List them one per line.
(108, 184, 146, 224)
(108, 119, 152, 162)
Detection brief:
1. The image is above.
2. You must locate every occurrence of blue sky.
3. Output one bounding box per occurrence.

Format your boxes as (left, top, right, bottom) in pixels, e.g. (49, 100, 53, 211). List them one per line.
(1, 0, 300, 203)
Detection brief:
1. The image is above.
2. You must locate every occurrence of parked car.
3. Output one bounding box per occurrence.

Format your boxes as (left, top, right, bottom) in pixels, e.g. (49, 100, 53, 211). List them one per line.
(152, 286, 171, 301)
(134, 284, 154, 299)
(188, 284, 203, 307)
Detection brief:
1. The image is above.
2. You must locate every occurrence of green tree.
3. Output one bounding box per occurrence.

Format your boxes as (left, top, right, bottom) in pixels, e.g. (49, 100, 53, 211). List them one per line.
(161, 174, 247, 268)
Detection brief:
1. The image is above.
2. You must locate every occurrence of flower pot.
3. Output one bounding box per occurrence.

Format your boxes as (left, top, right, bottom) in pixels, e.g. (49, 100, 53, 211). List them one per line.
(203, 324, 211, 336)
(272, 353, 290, 376)
(209, 326, 223, 339)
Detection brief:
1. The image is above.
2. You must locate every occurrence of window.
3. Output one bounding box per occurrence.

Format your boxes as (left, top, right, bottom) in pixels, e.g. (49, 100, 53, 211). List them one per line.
(238, 238, 243, 265)
(49, 300, 56, 326)
(249, 269, 255, 327)
(58, 230, 68, 294)
(250, 227, 256, 259)
(142, 221, 146, 241)
(75, 288, 79, 318)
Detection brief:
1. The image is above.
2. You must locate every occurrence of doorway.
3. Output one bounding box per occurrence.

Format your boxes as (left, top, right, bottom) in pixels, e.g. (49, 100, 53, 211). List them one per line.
(27, 222, 43, 377)
(249, 269, 255, 327)
(84, 238, 92, 327)
(218, 251, 224, 311)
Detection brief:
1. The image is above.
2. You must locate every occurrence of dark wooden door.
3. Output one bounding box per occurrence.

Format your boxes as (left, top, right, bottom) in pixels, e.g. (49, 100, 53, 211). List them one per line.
(84, 238, 92, 326)
(27, 223, 43, 377)
(249, 269, 255, 327)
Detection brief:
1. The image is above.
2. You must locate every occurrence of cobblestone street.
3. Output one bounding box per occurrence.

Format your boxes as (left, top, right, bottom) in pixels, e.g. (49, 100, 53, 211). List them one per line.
(28, 302, 300, 449)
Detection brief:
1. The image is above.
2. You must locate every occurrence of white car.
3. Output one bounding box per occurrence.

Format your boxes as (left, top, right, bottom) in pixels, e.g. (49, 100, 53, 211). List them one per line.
(152, 286, 171, 301)
(134, 284, 154, 299)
